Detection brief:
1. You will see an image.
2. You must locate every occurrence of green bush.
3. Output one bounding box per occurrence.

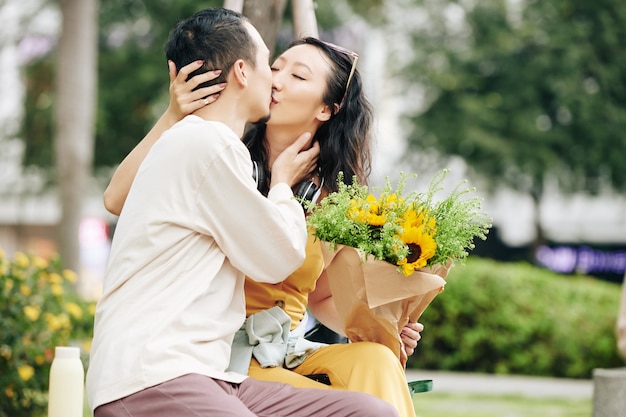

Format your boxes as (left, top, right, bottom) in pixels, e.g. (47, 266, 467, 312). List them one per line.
(408, 257, 624, 378)
(0, 249, 95, 417)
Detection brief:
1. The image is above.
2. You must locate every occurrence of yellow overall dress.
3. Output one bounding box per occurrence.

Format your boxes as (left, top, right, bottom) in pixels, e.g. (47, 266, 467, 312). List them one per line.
(244, 235, 415, 417)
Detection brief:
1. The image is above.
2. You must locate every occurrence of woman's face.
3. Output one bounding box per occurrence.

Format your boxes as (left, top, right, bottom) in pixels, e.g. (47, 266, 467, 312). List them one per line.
(268, 44, 334, 129)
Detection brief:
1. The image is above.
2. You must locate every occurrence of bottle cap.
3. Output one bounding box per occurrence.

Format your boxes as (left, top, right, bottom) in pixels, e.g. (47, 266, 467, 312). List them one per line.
(54, 346, 80, 359)
(408, 379, 433, 394)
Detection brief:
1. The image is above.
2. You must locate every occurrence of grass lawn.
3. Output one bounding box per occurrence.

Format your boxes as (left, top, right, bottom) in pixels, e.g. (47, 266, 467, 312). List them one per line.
(412, 392, 591, 417)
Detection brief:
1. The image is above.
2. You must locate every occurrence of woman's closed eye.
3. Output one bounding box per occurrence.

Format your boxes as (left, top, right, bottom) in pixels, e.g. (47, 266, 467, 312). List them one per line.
(271, 66, 306, 81)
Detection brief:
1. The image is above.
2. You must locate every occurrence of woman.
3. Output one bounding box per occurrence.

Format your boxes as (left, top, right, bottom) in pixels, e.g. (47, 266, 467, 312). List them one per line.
(104, 37, 421, 417)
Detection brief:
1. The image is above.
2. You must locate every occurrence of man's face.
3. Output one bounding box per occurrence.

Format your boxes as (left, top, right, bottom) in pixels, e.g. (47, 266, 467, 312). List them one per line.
(243, 22, 273, 123)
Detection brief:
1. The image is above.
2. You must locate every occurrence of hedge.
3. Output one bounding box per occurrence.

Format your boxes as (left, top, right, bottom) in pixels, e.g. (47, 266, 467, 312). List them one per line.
(408, 257, 624, 378)
(0, 250, 95, 417)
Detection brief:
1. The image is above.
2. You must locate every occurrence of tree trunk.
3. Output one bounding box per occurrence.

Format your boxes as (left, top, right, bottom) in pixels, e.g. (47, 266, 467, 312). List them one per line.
(223, 0, 244, 12)
(529, 180, 546, 257)
(226, 0, 319, 54)
(54, 0, 98, 271)
(292, 0, 319, 38)
(241, 0, 288, 55)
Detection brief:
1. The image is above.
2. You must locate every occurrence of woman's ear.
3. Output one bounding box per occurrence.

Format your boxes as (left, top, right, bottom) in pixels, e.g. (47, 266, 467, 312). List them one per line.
(231, 59, 248, 87)
(315, 104, 336, 122)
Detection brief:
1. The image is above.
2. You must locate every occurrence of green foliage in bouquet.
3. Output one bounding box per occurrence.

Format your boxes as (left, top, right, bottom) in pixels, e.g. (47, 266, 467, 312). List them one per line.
(0, 249, 95, 417)
(306, 170, 492, 275)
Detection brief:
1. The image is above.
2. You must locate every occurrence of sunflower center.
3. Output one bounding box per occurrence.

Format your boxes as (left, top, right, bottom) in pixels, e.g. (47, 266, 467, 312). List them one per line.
(406, 243, 422, 263)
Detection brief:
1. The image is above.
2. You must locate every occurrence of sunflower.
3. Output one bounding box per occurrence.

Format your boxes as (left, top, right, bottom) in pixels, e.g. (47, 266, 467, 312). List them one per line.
(346, 199, 365, 222)
(397, 225, 437, 276)
(401, 205, 436, 231)
(366, 211, 387, 227)
(380, 193, 404, 210)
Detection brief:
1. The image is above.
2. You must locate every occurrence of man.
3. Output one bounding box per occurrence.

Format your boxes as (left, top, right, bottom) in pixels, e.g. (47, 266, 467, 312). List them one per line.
(86, 8, 398, 417)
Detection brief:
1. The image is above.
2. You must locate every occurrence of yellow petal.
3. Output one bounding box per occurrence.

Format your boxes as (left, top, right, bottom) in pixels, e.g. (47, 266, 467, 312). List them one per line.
(17, 365, 34, 382)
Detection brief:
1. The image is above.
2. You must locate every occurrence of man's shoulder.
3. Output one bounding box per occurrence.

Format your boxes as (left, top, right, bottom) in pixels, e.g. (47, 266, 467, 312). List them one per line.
(158, 116, 240, 152)
(171, 116, 236, 140)
(151, 116, 247, 170)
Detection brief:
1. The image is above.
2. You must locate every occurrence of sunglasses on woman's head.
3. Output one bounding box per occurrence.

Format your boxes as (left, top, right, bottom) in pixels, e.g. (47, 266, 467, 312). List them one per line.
(320, 41, 359, 105)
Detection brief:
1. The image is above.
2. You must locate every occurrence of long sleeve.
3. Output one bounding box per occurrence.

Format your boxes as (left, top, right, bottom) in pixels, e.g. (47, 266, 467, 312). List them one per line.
(87, 117, 307, 410)
(189, 136, 307, 283)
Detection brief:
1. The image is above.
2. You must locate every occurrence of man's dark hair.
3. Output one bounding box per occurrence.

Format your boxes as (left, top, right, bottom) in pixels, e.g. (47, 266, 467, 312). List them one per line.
(164, 8, 257, 88)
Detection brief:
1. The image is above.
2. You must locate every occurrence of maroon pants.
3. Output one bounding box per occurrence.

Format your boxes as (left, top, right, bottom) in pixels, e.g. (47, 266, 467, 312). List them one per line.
(94, 373, 399, 417)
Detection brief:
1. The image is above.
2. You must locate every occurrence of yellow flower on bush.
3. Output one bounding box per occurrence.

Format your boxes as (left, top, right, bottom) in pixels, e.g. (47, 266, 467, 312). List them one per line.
(32, 256, 48, 270)
(17, 365, 34, 382)
(44, 312, 71, 332)
(59, 313, 71, 329)
(13, 252, 29, 269)
(20, 284, 31, 296)
(51, 283, 64, 296)
(49, 272, 63, 285)
(0, 345, 12, 360)
(12, 269, 26, 280)
(65, 302, 83, 319)
(1, 249, 93, 416)
(63, 269, 78, 284)
(23, 305, 41, 321)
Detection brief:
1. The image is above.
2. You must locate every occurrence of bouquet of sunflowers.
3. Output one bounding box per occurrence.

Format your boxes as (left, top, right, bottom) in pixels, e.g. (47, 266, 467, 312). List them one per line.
(306, 169, 491, 365)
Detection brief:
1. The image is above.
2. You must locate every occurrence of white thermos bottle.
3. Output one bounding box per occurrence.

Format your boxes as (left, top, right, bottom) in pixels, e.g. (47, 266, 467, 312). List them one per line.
(48, 346, 84, 417)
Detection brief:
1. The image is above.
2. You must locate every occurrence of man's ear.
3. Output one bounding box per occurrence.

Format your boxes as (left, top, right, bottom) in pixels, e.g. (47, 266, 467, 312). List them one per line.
(231, 59, 248, 87)
(315, 104, 336, 122)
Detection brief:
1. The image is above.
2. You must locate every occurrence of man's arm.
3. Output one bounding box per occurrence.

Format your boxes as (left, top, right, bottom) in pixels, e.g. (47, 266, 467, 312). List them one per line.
(103, 61, 225, 215)
(188, 127, 319, 283)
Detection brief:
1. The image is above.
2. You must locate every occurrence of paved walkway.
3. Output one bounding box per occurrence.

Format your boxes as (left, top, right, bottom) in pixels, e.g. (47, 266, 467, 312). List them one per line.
(405, 370, 593, 399)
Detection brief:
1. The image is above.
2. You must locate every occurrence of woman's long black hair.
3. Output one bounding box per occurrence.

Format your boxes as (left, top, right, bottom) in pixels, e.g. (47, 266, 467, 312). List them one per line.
(243, 37, 374, 196)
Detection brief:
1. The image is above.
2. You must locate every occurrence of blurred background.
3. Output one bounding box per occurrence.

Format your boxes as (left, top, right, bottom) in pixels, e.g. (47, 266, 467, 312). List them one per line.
(2, 0, 625, 293)
(1, 0, 625, 415)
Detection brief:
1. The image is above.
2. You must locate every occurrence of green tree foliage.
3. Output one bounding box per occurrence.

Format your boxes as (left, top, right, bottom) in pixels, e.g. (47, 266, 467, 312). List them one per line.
(344, 0, 387, 25)
(21, 0, 355, 173)
(403, 0, 626, 198)
(95, 0, 221, 168)
(20, 57, 55, 170)
(19, 0, 221, 172)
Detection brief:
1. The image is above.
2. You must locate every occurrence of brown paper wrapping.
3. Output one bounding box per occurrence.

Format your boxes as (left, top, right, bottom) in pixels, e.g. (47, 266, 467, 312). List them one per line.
(320, 242, 450, 366)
